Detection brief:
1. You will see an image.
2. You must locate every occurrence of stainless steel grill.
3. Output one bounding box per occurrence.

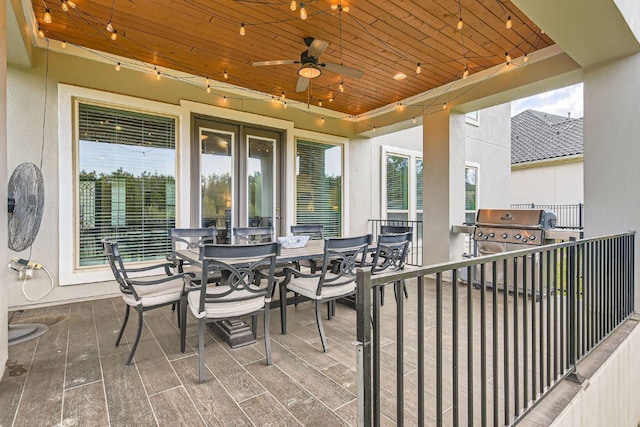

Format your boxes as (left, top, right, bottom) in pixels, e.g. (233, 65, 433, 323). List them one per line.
(474, 209, 557, 246)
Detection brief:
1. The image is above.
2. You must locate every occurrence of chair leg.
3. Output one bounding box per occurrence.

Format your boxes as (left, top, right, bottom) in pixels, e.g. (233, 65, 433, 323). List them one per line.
(264, 309, 272, 365)
(403, 279, 409, 299)
(251, 315, 258, 338)
(126, 307, 144, 366)
(180, 297, 187, 353)
(176, 301, 181, 328)
(279, 284, 288, 335)
(380, 286, 385, 306)
(327, 301, 331, 320)
(315, 301, 328, 352)
(115, 305, 130, 347)
(198, 320, 206, 383)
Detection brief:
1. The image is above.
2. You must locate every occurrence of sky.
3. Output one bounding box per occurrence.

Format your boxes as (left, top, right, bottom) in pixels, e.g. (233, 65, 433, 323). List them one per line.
(511, 83, 583, 118)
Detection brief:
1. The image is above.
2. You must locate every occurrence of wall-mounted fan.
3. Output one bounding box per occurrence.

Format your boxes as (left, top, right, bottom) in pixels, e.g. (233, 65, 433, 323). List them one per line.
(7, 162, 48, 346)
(252, 37, 364, 92)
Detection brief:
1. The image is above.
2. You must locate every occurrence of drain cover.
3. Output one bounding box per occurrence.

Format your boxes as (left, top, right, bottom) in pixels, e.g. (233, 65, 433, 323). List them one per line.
(8, 323, 49, 346)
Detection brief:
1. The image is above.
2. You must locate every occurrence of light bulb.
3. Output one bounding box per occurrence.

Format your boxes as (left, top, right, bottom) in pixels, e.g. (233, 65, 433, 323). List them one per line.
(416, 63, 422, 74)
(38, 27, 45, 38)
(505, 52, 511, 63)
(339, 81, 344, 92)
(61, 40, 67, 48)
(62, 2, 69, 12)
(205, 77, 210, 85)
(207, 85, 211, 93)
(373, 126, 376, 132)
(290, 1, 297, 11)
(329, 97, 333, 102)
(300, 5, 307, 20)
(342, 6, 349, 12)
(506, 16, 512, 29)
(111, 30, 117, 41)
(67, 0, 76, 8)
(524, 53, 529, 63)
(115, 62, 121, 71)
(318, 100, 322, 107)
(321, 117, 325, 123)
(44, 8, 52, 24)
(280, 92, 285, 101)
(224, 69, 228, 79)
(443, 102, 447, 110)
(240, 23, 245, 36)
(412, 117, 416, 124)
(155, 68, 161, 80)
(330, 4, 338, 10)
(223, 96, 227, 100)
(463, 67, 469, 79)
(457, 18, 463, 30)
(106, 22, 113, 32)
(283, 101, 287, 109)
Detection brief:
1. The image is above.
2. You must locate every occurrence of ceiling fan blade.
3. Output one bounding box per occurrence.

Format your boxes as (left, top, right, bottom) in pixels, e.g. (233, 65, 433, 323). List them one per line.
(308, 39, 329, 58)
(296, 76, 310, 92)
(252, 60, 297, 66)
(322, 62, 364, 78)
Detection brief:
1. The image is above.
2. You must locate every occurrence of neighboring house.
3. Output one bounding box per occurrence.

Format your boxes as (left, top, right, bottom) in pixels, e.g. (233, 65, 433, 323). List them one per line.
(510, 109, 584, 205)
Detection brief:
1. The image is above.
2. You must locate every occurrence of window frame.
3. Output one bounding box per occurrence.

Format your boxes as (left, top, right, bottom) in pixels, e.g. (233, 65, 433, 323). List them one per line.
(59, 85, 181, 286)
(381, 145, 423, 221)
(464, 162, 480, 224)
(293, 137, 345, 237)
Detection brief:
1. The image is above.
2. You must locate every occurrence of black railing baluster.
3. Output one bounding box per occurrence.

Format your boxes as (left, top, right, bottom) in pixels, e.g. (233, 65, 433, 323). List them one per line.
(531, 251, 537, 401)
(417, 276, 425, 427)
(436, 272, 443, 427)
(553, 248, 558, 381)
(396, 277, 404, 425)
(522, 255, 529, 409)
(453, 269, 459, 426)
(513, 257, 520, 416)
(468, 265, 474, 426)
(373, 279, 381, 427)
(479, 264, 487, 426)
(492, 261, 499, 427)
(503, 258, 510, 424)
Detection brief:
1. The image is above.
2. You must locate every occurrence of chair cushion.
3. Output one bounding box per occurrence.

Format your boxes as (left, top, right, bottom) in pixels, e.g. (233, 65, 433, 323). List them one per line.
(123, 279, 184, 307)
(187, 286, 266, 318)
(286, 273, 356, 300)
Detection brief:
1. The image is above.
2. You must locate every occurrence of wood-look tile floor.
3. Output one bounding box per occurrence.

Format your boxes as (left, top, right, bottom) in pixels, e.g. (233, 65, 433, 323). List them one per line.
(1, 291, 369, 427)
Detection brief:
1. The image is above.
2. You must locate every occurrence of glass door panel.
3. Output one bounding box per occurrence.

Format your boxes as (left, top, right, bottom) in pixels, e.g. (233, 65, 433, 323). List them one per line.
(200, 128, 233, 242)
(247, 136, 275, 228)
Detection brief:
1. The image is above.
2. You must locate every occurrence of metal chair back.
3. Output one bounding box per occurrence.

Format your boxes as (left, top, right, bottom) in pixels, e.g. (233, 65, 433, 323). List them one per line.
(316, 234, 371, 296)
(233, 226, 274, 244)
(291, 224, 325, 240)
(380, 225, 413, 238)
(371, 232, 412, 275)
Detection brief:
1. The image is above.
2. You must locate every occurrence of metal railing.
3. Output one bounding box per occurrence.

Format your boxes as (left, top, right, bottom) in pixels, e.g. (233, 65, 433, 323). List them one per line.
(355, 231, 635, 426)
(367, 219, 423, 266)
(511, 203, 584, 230)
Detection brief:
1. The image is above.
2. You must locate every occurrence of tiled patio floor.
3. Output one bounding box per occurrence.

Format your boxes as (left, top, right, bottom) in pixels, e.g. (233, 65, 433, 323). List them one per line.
(1, 287, 375, 427)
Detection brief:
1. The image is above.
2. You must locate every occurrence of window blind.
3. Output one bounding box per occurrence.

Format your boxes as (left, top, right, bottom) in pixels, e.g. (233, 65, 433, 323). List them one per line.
(416, 158, 423, 210)
(387, 155, 408, 210)
(295, 140, 342, 237)
(77, 103, 176, 266)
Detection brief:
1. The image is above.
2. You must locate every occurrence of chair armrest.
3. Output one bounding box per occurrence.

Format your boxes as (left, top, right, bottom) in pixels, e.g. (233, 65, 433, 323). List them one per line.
(127, 271, 194, 287)
(126, 261, 175, 276)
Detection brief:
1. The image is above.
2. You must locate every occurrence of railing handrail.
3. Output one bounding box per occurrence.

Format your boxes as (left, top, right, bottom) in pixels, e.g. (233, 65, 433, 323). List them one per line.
(356, 230, 635, 426)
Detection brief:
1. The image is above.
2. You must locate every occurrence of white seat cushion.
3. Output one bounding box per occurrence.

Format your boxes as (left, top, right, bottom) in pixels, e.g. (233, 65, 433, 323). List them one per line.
(122, 279, 184, 307)
(286, 273, 356, 300)
(187, 286, 266, 318)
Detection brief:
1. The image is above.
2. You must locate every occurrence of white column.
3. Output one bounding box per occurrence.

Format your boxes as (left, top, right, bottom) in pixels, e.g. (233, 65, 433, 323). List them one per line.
(583, 52, 640, 311)
(0, 0, 9, 375)
(422, 109, 466, 265)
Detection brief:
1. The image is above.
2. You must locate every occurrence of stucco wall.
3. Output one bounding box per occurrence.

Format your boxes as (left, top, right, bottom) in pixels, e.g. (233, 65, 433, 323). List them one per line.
(511, 159, 584, 205)
(1, 0, 9, 376)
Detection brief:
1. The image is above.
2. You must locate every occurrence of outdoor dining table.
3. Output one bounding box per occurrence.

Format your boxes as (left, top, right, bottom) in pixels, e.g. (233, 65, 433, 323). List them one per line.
(174, 240, 327, 348)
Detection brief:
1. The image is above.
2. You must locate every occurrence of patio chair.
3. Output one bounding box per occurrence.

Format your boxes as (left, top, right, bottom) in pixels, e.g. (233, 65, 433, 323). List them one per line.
(377, 225, 412, 302)
(167, 227, 218, 281)
(102, 239, 192, 366)
(180, 242, 280, 383)
(233, 226, 274, 244)
(371, 232, 412, 306)
(290, 224, 325, 273)
(279, 234, 371, 352)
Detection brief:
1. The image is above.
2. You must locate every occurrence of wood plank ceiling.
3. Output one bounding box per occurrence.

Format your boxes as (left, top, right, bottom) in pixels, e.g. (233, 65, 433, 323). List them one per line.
(32, 0, 554, 116)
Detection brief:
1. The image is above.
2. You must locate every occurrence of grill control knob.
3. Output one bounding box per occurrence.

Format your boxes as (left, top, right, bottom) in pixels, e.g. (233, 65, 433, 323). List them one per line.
(489, 233, 495, 238)
(522, 238, 528, 243)
(477, 232, 484, 237)
(502, 233, 508, 239)
(514, 234, 522, 240)
(530, 235, 537, 241)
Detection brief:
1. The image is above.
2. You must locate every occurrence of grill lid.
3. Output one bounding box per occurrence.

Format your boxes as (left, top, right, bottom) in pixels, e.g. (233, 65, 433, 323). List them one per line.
(475, 209, 556, 229)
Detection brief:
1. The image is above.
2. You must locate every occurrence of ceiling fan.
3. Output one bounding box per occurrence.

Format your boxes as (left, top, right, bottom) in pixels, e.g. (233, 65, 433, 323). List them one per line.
(252, 37, 364, 92)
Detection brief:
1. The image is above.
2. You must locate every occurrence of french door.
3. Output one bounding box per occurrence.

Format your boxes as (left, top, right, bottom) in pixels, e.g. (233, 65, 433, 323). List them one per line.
(191, 115, 284, 243)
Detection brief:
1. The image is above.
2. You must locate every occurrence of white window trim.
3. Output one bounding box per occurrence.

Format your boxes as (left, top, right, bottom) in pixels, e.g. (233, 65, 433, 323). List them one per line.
(465, 161, 480, 223)
(381, 145, 423, 220)
(245, 134, 277, 226)
(58, 84, 184, 286)
(465, 110, 480, 126)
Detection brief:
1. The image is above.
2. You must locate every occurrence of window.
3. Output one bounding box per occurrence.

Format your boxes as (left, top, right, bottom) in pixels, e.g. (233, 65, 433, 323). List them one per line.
(77, 103, 176, 266)
(295, 140, 343, 237)
(465, 164, 479, 224)
(382, 147, 423, 222)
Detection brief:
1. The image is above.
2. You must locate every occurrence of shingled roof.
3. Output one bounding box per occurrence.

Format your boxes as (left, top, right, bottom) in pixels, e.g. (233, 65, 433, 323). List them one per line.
(511, 109, 583, 164)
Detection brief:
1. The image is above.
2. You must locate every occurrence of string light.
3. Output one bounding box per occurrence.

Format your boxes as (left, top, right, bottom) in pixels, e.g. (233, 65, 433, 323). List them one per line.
(115, 62, 121, 71)
(290, 0, 297, 11)
(44, 8, 52, 23)
(61, 40, 67, 48)
(339, 80, 344, 92)
(331, 4, 338, 10)
(372, 126, 376, 132)
(412, 117, 416, 124)
(156, 70, 161, 80)
(329, 97, 334, 102)
(280, 91, 285, 101)
(67, 0, 76, 8)
(111, 30, 117, 41)
(443, 102, 447, 110)
(457, 18, 464, 30)
(240, 23, 245, 36)
(318, 100, 322, 107)
(205, 77, 210, 86)
(505, 52, 511, 63)
(106, 22, 114, 33)
(300, 4, 307, 20)
(506, 16, 512, 29)
(224, 69, 228, 79)
(463, 66, 469, 79)
(37, 27, 45, 38)
(321, 117, 325, 123)
(283, 101, 287, 109)
(416, 63, 422, 74)
(61, 1, 69, 12)
(523, 53, 529, 63)
(207, 84, 211, 93)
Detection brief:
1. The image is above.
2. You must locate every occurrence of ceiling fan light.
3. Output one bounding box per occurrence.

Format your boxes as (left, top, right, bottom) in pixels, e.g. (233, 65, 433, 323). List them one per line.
(298, 64, 322, 79)
(393, 72, 407, 80)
